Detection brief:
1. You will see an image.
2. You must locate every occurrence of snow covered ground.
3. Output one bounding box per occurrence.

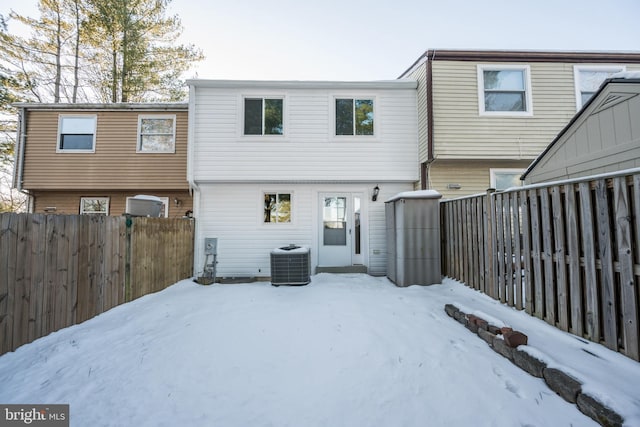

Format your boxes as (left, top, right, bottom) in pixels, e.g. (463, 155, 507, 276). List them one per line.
(1, 274, 639, 426)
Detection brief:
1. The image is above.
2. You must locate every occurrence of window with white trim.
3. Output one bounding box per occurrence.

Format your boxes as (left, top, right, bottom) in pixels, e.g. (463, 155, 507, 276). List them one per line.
(574, 65, 625, 110)
(264, 193, 291, 223)
(58, 115, 97, 152)
(478, 65, 532, 115)
(80, 197, 109, 215)
(138, 115, 176, 153)
(490, 169, 524, 191)
(335, 98, 374, 135)
(244, 98, 283, 135)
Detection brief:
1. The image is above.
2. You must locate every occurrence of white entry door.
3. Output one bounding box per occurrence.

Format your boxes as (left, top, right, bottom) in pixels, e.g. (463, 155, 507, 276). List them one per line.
(318, 193, 364, 267)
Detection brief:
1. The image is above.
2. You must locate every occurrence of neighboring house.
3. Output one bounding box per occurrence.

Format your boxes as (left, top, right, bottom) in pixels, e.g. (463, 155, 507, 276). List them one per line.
(398, 49, 640, 198)
(187, 79, 418, 278)
(522, 73, 640, 184)
(12, 103, 192, 217)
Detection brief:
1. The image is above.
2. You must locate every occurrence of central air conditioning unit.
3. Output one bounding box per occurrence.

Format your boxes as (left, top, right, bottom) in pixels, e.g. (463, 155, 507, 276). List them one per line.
(270, 245, 310, 286)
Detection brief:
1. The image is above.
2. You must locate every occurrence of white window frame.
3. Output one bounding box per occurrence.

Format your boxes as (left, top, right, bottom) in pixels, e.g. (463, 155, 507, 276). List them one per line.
(80, 197, 109, 215)
(477, 65, 533, 117)
(137, 114, 176, 153)
(57, 115, 97, 153)
(126, 196, 169, 217)
(242, 96, 285, 137)
(573, 65, 626, 111)
(490, 168, 524, 191)
(262, 191, 293, 225)
(333, 96, 376, 137)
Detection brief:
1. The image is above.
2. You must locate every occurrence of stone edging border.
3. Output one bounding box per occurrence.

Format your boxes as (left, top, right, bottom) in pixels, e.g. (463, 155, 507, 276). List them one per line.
(444, 304, 624, 427)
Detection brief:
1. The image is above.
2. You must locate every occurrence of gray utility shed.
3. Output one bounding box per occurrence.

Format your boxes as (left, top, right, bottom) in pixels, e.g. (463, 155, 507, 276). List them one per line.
(522, 73, 640, 185)
(385, 190, 442, 287)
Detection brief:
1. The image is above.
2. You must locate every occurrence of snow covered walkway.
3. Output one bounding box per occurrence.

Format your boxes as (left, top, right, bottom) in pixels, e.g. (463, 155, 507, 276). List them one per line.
(1, 274, 639, 426)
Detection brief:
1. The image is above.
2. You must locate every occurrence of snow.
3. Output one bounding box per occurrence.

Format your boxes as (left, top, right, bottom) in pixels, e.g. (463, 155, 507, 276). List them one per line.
(611, 71, 640, 80)
(271, 244, 310, 254)
(1, 274, 640, 426)
(131, 194, 164, 202)
(385, 189, 442, 202)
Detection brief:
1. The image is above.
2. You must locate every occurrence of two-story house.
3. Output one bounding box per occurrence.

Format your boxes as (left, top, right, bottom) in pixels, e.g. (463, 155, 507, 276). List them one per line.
(13, 103, 193, 217)
(187, 80, 418, 278)
(399, 50, 640, 198)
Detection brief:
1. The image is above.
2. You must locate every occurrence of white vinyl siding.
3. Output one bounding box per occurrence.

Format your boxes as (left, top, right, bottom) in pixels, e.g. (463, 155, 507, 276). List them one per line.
(190, 85, 418, 183)
(193, 182, 411, 278)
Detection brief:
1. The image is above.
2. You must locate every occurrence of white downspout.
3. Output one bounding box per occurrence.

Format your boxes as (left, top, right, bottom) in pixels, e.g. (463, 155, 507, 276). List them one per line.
(13, 107, 26, 192)
(187, 83, 202, 276)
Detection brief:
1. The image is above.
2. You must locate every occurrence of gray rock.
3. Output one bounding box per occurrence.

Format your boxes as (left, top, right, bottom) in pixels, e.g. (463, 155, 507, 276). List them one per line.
(444, 304, 458, 318)
(492, 338, 514, 360)
(576, 393, 624, 427)
(543, 368, 582, 403)
(513, 349, 546, 378)
(477, 328, 495, 346)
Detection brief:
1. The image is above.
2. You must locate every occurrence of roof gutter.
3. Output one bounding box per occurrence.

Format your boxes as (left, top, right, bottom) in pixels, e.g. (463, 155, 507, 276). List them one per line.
(186, 83, 199, 195)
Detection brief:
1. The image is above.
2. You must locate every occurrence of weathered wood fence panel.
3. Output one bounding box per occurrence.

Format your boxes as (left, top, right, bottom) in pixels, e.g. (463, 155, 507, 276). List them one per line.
(0, 214, 195, 356)
(441, 170, 640, 361)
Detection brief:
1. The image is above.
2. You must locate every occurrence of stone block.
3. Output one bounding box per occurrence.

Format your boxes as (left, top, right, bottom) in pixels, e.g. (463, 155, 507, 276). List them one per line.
(492, 338, 514, 360)
(543, 368, 582, 403)
(488, 324, 502, 335)
(503, 330, 528, 348)
(576, 393, 624, 427)
(453, 311, 467, 325)
(476, 319, 489, 330)
(477, 328, 495, 346)
(513, 349, 546, 378)
(444, 304, 458, 318)
(466, 321, 479, 333)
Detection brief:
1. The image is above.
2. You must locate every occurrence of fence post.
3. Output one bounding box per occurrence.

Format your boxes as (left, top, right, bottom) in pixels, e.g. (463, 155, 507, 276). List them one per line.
(124, 215, 133, 302)
(485, 189, 496, 298)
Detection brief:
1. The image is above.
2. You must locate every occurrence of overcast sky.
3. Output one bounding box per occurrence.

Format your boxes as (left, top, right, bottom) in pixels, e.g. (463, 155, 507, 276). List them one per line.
(3, 0, 640, 81)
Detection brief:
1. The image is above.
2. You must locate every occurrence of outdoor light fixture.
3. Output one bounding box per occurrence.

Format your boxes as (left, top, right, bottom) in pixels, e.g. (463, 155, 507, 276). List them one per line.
(174, 198, 182, 206)
(372, 185, 380, 202)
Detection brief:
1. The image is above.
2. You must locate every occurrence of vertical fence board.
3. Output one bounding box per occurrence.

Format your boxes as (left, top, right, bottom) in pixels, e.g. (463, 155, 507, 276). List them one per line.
(13, 214, 30, 350)
(521, 193, 533, 314)
(564, 184, 583, 337)
(28, 214, 47, 342)
(614, 177, 638, 360)
(579, 182, 599, 342)
(0, 214, 15, 354)
(465, 200, 473, 288)
(595, 179, 618, 350)
(540, 189, 556, 325)
(476, 197, 485, 293)
(530, 190, 544, 318)
(504, 194, 514, 307)
(495, 193, 505, 301)
(512, 192, 523, 310)
(552, 186, 569, 331)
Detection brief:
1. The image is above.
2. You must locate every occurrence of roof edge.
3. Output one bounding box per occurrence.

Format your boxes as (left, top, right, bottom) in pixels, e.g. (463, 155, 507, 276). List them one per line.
(12, 102, 188, 110)
(186, 79, 418, 90)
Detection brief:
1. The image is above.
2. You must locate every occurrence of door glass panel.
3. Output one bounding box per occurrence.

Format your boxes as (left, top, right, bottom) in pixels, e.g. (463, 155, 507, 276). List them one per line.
(354, 196, 361, 255)
(323, 197, 346, 246)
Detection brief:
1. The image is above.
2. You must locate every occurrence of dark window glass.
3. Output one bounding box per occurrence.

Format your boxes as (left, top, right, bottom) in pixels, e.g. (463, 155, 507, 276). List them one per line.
(60, 134, 94, 150)
(335, 99, 354, 135)
(244, 99, 263, 135)
(355, 99, 374, 135)
(264, 99, 283, 135)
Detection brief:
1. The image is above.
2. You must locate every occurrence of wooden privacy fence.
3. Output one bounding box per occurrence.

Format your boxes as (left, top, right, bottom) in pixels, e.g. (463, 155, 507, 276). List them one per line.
(441, 170, 640, 362)
(0, 214, 194, 355)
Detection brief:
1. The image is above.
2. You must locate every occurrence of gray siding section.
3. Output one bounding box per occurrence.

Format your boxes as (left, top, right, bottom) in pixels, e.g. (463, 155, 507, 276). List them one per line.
(525, 82, 640, 184)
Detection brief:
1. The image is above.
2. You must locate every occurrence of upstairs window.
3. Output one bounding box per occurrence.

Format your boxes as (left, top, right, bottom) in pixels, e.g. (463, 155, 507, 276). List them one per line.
(138, 115, 176, 153)
(80, 197, 109, 215)
(58, 115, 97, 152)
(244, 98, 283, 135)
(264, 193, 291, 223)
(335, 98, 374, 135)
(490, 169, 524, 191)
(478, 65, 532, 116)
(574, 65, 625, 110)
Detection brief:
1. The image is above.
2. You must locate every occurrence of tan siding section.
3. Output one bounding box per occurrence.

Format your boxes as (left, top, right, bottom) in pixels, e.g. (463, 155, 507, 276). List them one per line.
(32, 190, 193, 218)
(21, 109, 189, 190)
(431, 61, 640, 161)
(429, 159, 531, 199)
